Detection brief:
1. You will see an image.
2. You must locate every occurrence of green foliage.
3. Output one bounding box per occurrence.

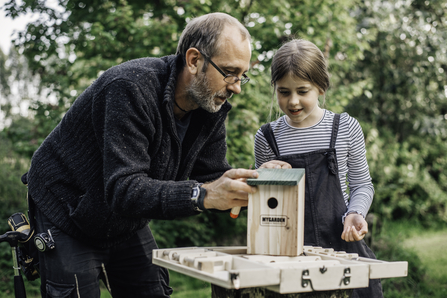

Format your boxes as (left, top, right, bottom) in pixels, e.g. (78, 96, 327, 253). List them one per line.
(1, 0, 447, 295)
(2, 101, 66, 158)
(0, 48, 12, 97)
(0, 136, 29, 232)
(346, 0, 447, 139)
(372, 220, 447, 298)
(151, 210, 248, 249)
(373, 234, 427, 296)
(169, 271, 211, 298)
(349, 1, 447, 226)
(0, 45, 58, 157)
(2, 0, 366, 167)
(363, 123, 447, 224)
(0, 135, 40, 296)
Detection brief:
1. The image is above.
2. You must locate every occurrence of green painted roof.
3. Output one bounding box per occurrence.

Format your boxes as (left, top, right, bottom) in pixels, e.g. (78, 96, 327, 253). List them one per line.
(247, 169, 305, 185)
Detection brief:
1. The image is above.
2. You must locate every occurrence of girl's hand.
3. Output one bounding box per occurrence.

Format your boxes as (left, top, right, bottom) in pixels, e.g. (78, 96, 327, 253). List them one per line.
(259, 160, 292, 169)
(341, 213, 368, 242)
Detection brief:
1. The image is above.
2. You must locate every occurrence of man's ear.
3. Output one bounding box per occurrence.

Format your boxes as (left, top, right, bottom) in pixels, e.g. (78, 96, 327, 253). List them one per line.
(185, 48, 201, 75)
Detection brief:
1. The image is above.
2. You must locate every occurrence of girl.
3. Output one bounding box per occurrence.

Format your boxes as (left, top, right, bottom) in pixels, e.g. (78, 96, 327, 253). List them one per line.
(254, 39, 383, 298)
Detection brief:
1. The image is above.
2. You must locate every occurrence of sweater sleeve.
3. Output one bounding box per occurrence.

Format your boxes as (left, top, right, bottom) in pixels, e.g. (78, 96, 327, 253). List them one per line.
(344, 116, 374, 219)
(92, 79, 198, 220)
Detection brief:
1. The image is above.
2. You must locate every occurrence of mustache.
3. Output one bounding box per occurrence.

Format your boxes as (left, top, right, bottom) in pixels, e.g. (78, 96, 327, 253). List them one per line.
(215, 90, 233, 100)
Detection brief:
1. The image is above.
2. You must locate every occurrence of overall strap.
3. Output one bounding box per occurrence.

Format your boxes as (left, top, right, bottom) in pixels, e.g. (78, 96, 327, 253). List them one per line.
(326, 113, 341, 175)
(260, 123, 280, 157)
(329, 114, 341, 149)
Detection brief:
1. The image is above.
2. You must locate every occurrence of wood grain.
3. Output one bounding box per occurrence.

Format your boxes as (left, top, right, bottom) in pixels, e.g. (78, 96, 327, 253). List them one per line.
(248, 172, 305, 256)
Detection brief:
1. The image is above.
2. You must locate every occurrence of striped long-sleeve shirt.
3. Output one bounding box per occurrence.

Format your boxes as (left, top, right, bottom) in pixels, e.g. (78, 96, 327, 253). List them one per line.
(254, 109, 374, 221)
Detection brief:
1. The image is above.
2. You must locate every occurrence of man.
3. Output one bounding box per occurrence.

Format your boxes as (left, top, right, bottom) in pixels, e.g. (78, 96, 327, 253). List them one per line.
(26, 12, 257, 297)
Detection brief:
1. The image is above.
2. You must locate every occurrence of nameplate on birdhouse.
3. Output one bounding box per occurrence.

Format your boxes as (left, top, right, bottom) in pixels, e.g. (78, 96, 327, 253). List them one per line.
(260, 215, 287, 227)
(247, 168, 305, 256)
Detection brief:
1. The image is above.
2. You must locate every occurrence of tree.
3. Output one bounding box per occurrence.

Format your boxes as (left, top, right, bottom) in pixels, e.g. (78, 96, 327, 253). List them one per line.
(0, 46, 58, 157)
(346, 0, 447, 223)
(2, 2, 447, 297)
(2, 0, 365, 164)
(0, 135, 40, 296)
(2, 0, 368, 248)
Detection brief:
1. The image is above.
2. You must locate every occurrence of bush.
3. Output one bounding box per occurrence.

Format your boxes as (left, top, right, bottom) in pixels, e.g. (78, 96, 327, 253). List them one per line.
(373, 234, 426, 297)
(363, 124, 447, 225)
(0, 135, 40, 297)
(150, 210, 248, 249)
(371, 219, 447, 298)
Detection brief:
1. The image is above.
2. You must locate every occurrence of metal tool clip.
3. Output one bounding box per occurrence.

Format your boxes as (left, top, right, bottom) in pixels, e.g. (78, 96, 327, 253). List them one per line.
(341, 267, 351, 286)
(302, 269, 311, 288)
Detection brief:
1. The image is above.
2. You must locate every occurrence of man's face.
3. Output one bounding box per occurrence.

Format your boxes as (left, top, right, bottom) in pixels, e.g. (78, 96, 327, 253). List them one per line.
(188, 25, 251, 113)
(185, 69, 233, 113)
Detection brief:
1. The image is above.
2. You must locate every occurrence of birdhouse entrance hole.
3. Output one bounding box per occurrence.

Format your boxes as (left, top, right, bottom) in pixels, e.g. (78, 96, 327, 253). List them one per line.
(267, 197, 278, 209)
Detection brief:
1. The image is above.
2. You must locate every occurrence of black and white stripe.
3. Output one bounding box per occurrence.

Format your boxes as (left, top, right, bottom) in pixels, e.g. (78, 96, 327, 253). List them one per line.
(254, 110, 374, 219)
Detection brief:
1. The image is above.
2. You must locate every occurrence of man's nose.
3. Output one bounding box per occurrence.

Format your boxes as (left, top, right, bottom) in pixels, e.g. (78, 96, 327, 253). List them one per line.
(227, 81, 242, 94)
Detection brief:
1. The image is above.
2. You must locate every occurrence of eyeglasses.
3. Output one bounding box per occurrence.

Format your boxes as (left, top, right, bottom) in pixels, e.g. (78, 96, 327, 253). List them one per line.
(198, 50, 250, 85)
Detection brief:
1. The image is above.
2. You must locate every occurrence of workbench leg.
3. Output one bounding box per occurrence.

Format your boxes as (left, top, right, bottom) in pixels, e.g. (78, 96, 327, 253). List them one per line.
(211, 285, 352, 298)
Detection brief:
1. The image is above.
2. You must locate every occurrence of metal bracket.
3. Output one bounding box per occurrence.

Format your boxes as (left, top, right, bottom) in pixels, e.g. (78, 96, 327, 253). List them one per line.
(302, 269, 312, 289)
(341, 267, 351, 286)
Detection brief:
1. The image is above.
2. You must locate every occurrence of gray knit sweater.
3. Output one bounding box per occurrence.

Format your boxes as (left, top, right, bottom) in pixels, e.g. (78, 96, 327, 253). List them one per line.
(27, 55, 232, 248)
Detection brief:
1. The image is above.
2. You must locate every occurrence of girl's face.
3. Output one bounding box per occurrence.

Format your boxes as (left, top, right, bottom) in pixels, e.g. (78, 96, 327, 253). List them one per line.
(276, 73, 324, 128)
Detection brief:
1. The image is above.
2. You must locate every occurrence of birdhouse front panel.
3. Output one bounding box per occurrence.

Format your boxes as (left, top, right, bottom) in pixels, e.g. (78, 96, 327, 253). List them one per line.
(247, 169, 305, 256)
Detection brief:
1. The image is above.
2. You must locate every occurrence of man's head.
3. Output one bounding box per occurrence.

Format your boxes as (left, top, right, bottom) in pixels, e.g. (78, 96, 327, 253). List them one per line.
(176, 13, 251, 68)
(176, 13, 252, 113)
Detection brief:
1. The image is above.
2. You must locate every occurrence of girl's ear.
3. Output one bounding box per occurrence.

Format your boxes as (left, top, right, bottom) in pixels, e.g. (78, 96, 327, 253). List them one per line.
(319, 89, 325, 96)
(185, 48, 201, 75)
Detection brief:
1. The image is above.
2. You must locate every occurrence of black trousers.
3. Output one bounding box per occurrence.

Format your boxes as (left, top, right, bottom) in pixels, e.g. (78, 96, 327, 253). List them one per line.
(35, 208, 172, 298)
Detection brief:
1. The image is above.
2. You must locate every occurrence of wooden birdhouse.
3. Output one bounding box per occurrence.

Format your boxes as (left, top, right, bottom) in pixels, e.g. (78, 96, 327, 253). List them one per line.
(246, 168, 305, 256)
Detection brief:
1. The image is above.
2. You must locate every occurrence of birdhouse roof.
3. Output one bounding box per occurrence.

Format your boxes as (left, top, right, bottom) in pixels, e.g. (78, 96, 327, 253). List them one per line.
(247, 169, 305, 186)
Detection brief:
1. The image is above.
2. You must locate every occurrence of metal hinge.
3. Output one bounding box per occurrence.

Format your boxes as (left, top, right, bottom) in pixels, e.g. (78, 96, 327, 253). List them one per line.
(341, 267, 351, 286)
(302, 269, 312, 288)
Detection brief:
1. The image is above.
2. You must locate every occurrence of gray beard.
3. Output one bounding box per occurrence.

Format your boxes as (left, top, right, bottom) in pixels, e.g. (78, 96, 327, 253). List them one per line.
(186, 71, 233, 113)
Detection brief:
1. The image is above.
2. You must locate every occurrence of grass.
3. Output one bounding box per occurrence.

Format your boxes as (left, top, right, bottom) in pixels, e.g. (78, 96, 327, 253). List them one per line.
(99, 271, 210, 298)
(374, 220, 447, 298)
(402, 229, 447, 292)
(170, 271, 211, 298)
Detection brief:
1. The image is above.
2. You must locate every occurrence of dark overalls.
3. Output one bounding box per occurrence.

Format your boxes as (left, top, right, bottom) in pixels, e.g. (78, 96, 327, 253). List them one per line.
(260, 114, 383, 298)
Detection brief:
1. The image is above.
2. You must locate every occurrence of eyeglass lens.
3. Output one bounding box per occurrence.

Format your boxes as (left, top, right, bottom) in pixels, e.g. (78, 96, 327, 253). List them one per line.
(199, 49, 250, 85)
(224, 75, 250, 85)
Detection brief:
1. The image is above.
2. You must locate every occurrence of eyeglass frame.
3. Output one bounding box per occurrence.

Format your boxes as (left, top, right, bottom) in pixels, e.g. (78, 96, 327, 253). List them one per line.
(197, 49, 250, 85)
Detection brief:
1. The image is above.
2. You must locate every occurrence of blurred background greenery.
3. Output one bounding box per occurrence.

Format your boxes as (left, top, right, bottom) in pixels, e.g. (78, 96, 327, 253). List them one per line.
(0, 0, 446, 297)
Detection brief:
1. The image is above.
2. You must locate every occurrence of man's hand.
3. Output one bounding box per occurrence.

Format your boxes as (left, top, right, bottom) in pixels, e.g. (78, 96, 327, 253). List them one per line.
(341, 213, 368, 242)
(259, 160, 292, 169)
(201, 169, 259, 210)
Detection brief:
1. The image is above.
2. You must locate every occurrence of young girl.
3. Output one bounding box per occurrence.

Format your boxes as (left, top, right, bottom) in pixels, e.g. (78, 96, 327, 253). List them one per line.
(254, 39, 383, 298)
